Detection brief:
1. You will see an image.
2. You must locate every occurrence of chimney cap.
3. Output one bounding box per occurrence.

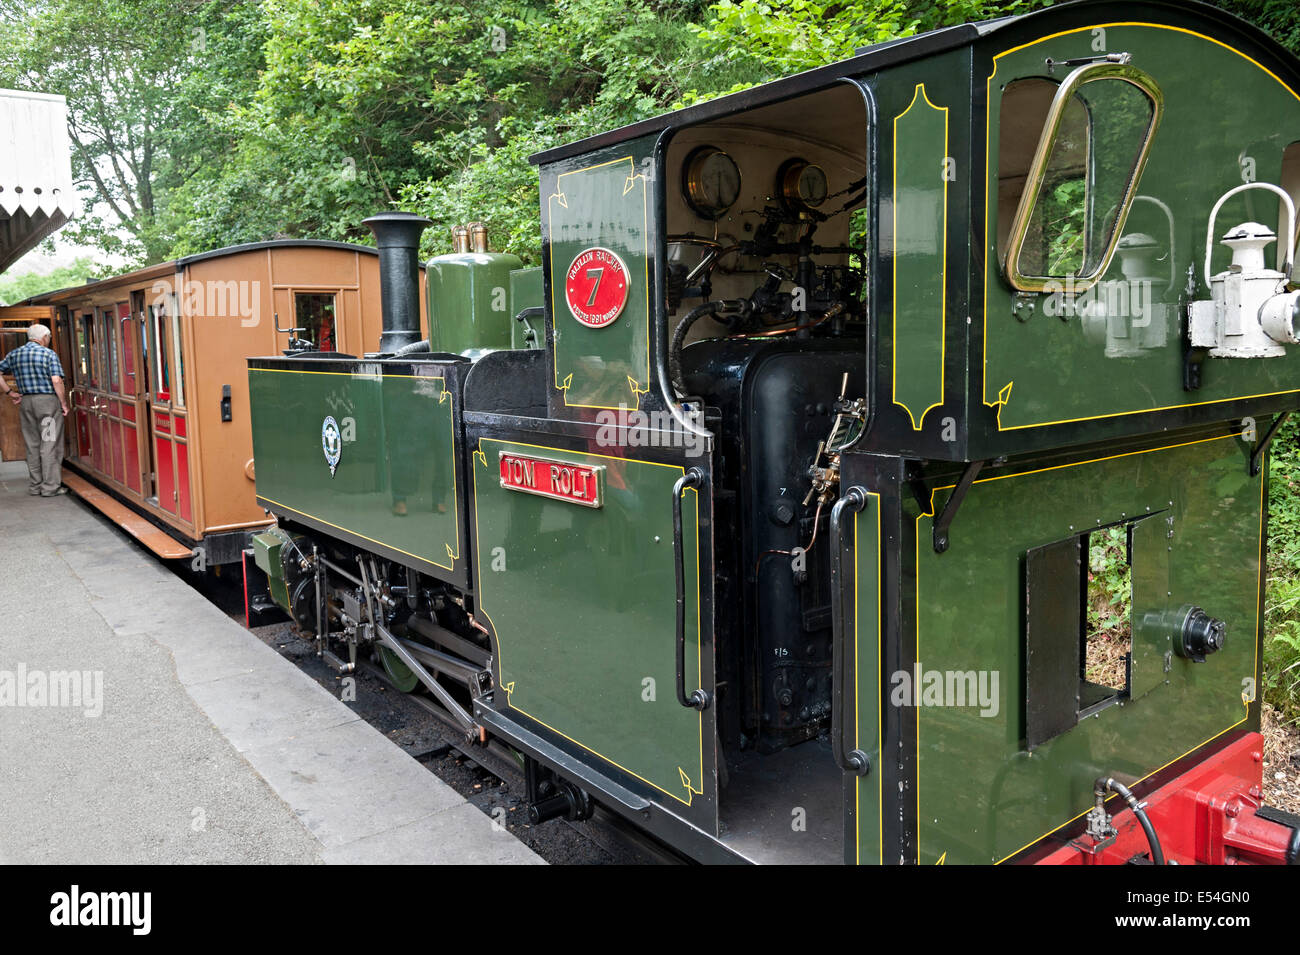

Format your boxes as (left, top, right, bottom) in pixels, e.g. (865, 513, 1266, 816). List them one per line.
(364, 211, 433, 248)
(363, 210, 433, 226)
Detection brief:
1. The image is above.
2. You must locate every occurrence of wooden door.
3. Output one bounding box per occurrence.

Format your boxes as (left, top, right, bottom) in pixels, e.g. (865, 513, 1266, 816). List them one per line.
(116, 302, 143, 494)
(70, 314, 91, 462)
(146, 300, 177, 515)
(101, 308, 124, 487)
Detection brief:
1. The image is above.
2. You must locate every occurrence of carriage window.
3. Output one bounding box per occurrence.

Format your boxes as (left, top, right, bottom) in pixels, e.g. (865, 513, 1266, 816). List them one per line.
(107, 310, 120, 394)
(94, 313, 107, 388)
(81, 315, 95, 387)
(150, 304, 170, 401)
(120, 310, 136, 397)
(294, 293, 337, 351)
(0, 328, 23, 360)
(78, 315, 92, 385)
(1001, 63, 1162, 291)
(172, 310, 185, 408)
(138, 311, 150, 395)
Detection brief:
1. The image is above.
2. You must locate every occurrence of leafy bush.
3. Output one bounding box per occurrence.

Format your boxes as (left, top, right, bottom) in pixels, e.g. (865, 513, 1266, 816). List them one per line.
(1267, 416, 1300, 722)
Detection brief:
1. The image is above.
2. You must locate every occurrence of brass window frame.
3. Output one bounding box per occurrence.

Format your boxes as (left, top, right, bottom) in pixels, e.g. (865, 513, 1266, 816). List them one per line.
(1002, 61, 1164, 293)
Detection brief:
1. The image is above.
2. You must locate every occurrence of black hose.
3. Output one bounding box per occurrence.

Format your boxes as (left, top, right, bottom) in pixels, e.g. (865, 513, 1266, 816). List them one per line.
(669, 302, 722, 398)
(668, 299, 747, 398)
(1099, 777, 1166, 865)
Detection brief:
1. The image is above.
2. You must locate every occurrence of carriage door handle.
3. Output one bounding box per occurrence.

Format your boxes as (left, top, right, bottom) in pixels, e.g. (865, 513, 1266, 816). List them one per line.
(830, 487, 871, 776)
(672, 467, 710, 710)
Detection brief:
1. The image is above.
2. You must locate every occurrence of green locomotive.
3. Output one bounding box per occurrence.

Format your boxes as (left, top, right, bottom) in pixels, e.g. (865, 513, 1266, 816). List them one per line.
(248, 0, 1300, 864)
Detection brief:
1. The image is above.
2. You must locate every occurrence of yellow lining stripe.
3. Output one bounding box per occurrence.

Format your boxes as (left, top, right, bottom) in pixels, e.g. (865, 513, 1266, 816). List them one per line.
(892, 84, 949, 431)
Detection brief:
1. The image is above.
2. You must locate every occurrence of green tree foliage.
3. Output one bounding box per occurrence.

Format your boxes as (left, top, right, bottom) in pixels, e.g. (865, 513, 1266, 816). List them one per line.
(0, 0, 254, 262)
(5, 0, 1298, 265)
(0, 256, 96, 304)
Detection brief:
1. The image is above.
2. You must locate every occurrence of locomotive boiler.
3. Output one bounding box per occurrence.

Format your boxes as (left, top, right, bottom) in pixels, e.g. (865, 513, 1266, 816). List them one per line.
(247, 0, 1300, 864)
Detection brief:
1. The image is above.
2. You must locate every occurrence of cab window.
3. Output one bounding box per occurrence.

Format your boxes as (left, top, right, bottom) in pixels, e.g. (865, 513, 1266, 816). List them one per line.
(1000, 63, 1162, 291)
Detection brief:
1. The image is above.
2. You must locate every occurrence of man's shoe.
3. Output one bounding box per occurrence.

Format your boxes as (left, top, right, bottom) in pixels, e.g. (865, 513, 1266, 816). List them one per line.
(41, 487, 69, 497)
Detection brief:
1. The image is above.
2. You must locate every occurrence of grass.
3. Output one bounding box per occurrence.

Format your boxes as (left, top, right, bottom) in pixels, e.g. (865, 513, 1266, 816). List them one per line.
(1086, 525, 1132, 690)
(1267, 416, 1300, 725)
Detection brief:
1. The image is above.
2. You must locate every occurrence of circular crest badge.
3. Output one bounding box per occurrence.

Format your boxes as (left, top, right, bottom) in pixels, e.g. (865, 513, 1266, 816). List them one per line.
(565, 247, 630, 328)
(322, 415, 342, 477)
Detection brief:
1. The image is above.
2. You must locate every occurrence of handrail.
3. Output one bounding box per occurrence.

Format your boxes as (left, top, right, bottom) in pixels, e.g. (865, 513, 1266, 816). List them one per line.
(672, 466, 709, 710)
(830, 486, 870, 776)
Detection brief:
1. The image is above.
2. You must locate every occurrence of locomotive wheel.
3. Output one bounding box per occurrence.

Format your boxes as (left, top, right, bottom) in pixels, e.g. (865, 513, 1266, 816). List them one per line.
(288, 575, 318, 634)
(379, 644, 420, 693)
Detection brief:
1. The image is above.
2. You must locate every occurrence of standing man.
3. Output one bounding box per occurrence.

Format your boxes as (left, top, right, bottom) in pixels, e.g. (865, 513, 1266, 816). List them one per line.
(0, 324, 69, 496)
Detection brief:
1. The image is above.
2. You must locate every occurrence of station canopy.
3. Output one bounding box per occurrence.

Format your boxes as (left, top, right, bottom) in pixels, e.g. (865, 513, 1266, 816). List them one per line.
(0, 89, 74, 275)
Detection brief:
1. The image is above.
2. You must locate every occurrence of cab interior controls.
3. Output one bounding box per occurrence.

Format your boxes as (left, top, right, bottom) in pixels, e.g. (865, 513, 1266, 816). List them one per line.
(667, 148, 866, 407)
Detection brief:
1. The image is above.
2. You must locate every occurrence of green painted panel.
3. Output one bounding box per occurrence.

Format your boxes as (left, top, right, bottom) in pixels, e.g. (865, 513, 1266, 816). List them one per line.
(914, 434, 1260, 863)
(544, 139, 653, 410)
(893, 83, 949, 430)
(472, 438, 706, 808)
(853, 494, 883, 865)
(983, 24, 1300, 430)
(248, 367, 461, 574)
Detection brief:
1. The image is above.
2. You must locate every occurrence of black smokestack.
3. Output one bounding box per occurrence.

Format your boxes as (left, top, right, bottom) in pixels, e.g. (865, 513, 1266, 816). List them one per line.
(364, 211, 431, 353)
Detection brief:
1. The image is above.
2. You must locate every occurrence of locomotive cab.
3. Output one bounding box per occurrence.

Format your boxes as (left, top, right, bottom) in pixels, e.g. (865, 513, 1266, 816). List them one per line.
(664, 85, 871, 860)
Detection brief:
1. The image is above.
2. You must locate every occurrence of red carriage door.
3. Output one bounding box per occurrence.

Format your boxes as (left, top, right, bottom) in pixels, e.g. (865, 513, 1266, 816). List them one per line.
(117, 301, 144, 494)
(102, 307, 125, 487)
(90, 311, 109, 476)
(146, 297, 189, 523)
(147, 300, 176, 514)
(72, 313, 93, 462)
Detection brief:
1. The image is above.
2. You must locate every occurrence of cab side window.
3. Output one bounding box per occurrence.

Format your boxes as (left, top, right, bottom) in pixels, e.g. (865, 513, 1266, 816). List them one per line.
(999, 64, 1163, 291)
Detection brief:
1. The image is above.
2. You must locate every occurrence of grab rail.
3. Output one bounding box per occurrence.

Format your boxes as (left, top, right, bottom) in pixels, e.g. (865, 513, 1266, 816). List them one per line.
(830, 487, 871, 776)
(672, 467, 709, 710)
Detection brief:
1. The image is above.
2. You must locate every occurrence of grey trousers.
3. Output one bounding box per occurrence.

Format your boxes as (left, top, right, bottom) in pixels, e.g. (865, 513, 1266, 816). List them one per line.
(19, 394, 64, 495)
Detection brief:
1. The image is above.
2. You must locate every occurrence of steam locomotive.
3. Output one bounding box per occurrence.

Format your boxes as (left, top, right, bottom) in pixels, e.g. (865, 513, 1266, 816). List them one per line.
(246, 0, 1300, 864)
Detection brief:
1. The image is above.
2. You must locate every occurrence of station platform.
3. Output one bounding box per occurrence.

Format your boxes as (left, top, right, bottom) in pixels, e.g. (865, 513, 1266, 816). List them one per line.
(0, 461, 541, 865)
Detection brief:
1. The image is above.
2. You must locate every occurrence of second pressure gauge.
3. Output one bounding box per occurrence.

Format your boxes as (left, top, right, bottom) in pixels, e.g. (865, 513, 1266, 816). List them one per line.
(778, 159, 829, 213)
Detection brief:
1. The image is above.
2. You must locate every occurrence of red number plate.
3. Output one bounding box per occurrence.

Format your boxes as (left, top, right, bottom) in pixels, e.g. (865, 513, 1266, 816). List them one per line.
(498, 452, 603, 508)
(564, 246, 630, 328)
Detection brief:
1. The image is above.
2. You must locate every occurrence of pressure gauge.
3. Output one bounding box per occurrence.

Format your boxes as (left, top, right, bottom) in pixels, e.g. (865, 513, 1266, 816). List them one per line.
(683, 147, 741, 220)
(779, 159, 829, 212)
